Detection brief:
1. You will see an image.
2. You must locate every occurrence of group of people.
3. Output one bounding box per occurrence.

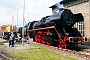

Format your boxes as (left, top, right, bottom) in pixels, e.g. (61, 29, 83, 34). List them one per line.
(9, 32, 32, 47)
(9, 32, 22, 47)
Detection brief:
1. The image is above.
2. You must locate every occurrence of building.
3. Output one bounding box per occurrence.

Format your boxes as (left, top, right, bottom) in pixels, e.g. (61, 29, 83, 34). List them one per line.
(0, 24, 17, 33)
(61, 0, 90, 38)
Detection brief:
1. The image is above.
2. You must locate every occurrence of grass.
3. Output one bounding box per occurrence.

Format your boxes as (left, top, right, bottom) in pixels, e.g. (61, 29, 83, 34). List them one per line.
(10, 43, 78, 60)
(0, 43, 4, 46)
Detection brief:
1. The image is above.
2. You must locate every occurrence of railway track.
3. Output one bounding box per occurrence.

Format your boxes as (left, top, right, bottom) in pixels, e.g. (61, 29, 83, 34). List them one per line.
(0, 54, 11, 60)
(35, 42, 90, 60)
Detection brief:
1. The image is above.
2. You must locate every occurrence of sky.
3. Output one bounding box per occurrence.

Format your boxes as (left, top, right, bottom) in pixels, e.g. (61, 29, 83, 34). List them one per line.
(0, 0, 62, 27)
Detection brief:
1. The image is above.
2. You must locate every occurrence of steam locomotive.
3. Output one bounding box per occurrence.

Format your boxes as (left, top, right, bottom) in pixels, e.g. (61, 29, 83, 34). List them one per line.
(18, 2, 87, 49)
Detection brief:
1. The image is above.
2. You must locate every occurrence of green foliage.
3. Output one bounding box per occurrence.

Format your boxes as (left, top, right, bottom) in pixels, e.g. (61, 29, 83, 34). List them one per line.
(0, 43, 4, 46)
(18, 27, 22, 34)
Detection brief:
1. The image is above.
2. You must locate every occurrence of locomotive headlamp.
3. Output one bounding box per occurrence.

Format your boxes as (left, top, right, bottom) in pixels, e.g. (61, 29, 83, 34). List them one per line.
(83, 37, 87, 42)
(69, 37, 73, 42)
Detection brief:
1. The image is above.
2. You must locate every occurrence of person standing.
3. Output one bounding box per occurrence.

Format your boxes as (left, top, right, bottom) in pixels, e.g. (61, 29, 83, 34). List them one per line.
(9, 32, 15, 47)
(17, 33, 22, 43)
(9, 33, 12, 47)
(27, 34, 31, 48)
(27, 34, 30, 42)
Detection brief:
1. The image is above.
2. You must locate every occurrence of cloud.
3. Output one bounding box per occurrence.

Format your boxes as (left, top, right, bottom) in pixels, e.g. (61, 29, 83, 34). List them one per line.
(0, 0, 62, 27)
(25, 0, 62, 22)
(0, 0, 23, 9)
(0, 6, 14, 25)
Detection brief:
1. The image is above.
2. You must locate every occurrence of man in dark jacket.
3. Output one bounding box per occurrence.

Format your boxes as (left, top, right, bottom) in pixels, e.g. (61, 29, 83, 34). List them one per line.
(9, 32, 15, 47)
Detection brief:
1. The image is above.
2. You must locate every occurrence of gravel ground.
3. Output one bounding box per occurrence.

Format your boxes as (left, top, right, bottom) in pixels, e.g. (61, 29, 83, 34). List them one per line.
(0, 38, 31, 60)
(0, 38, 90, 60)
(0, 45, 18, 60)
(0, 43, 33, 60)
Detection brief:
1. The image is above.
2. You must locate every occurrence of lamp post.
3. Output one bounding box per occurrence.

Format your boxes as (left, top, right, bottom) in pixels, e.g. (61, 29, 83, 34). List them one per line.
(12, 15, 14, 32)
(17, 9, 19, 29)
(22, 0, 25, 47)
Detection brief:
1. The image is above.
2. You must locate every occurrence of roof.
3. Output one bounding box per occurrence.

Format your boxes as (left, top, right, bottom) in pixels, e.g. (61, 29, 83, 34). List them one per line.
(1, 24, 11, 27)
(60, 0, 89, 4)
(49, 2, 64, 9)
(61, 0, 75, 3)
